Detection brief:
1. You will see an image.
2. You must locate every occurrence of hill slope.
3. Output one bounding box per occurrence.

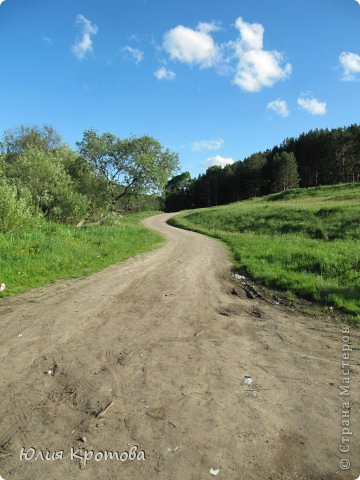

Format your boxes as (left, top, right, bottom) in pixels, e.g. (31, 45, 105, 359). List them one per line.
(170, 183, 360, 317)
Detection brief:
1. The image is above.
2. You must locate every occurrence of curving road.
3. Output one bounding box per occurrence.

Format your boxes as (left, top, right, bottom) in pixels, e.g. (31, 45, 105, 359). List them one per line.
(0, 213, 359, 479)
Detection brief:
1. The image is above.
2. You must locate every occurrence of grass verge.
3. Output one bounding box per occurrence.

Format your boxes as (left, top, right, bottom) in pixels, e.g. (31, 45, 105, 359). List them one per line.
(0, 211, 163, 296)
(169, 183, 360, 324)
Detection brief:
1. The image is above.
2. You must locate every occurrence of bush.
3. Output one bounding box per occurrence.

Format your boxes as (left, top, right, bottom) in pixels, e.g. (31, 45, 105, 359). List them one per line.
(4, 148, 90, 223)
(0, 180, 37, 232)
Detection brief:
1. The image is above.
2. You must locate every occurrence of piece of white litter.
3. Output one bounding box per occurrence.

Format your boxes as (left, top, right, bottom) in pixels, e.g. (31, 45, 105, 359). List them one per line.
(0, 283, 5, 292)
(210, 468, 220, 476)
(233, 273, 245, 280)
(46, 370, 53, 375)
(18, 333, 23, 338)
(241, 376, 253, 386)
(167, 446, 179, 454)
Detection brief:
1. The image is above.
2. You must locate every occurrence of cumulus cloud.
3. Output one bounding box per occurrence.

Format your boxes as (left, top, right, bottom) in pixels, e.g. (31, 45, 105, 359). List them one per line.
(0, 0, 6, 5)
(233, 17, 292, 92)
(339, 51, 360, 81)
(297, 95, 327, 115)
(72, 14, 98, 60)
(121, 46, 144, 64)
(267, 98, 289, 118)
(163, 24, 219, 68)
(234, 17, 264, 51)
(234, 50, 291, 92)
(204, 155, 235, 168)
(154, 66, 176, 80)
(161, 17, 291, 92)
(191, 139, 224, 151)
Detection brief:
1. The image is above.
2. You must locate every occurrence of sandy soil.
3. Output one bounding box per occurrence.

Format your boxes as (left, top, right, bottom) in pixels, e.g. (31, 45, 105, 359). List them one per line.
(0, 212, 359, 480)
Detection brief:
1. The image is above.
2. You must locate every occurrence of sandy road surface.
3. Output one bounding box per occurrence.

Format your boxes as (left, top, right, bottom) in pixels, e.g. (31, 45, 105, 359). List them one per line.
(0, 213, 359, 480)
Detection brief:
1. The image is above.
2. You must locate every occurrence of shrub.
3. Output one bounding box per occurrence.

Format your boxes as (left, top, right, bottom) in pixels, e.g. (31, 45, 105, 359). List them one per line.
(0, 180, 37, 232)
(4, 148, 90, 223)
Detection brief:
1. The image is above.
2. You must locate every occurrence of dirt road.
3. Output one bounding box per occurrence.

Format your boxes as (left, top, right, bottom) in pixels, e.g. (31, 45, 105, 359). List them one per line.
(0, 213, 359, 480)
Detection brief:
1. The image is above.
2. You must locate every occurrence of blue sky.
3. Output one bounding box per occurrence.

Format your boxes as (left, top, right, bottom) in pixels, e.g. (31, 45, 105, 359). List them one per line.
(0, 0, 359, 177)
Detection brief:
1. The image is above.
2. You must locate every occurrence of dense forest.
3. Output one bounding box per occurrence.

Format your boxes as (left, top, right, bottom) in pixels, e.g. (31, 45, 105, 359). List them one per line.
(165, 124, 360, 212)
(0, 125, 178, 232)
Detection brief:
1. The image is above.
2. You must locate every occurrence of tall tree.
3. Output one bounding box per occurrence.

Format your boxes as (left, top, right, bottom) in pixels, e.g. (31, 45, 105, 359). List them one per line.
(242, 153, 268, 197)
(1, 125, 61, 155)
(271, 152, 300, 192)
(165, 171, 192, 211)
(77, 130, 179, 205)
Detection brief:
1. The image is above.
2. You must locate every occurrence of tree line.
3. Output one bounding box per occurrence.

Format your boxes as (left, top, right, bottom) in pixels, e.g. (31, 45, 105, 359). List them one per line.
(2, 123, 359, 230)
(0, 125, 179, 232)
(165, 124, 360, 212)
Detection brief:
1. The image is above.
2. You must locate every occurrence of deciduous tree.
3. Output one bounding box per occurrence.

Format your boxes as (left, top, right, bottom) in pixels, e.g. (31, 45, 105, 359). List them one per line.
(77, 130, 179, 205)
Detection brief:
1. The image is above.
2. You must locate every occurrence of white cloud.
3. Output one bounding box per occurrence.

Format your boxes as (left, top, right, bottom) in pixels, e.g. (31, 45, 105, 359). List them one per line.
(297, 96, 327, 115)
(197, 21, 221, 34)
(267, 98, 289, 118)
(0, 0, 6, 5)
(339, 51, 360, 81)
(163, 24, 219, 68)
(233, 17, 292, 92)
(121, 46, 144, 64)
(204, 155, 235, 168)
(191, 139, 224, 151)
(235, 17, 264, 51)
(154, 66, 176, 80)
(161, 17, 291, 92)
(72, 14, 98, 60)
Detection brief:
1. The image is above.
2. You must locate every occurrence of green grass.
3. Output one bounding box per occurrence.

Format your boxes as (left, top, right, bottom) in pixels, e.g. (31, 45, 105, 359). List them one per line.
(0, 211, 163, 296)
(169, 183, 360, 320)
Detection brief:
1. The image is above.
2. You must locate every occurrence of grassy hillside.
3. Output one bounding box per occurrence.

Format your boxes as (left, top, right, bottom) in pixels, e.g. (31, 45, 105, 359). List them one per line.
(0, 212, 163, 297)
(170, 183, 360, 319)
